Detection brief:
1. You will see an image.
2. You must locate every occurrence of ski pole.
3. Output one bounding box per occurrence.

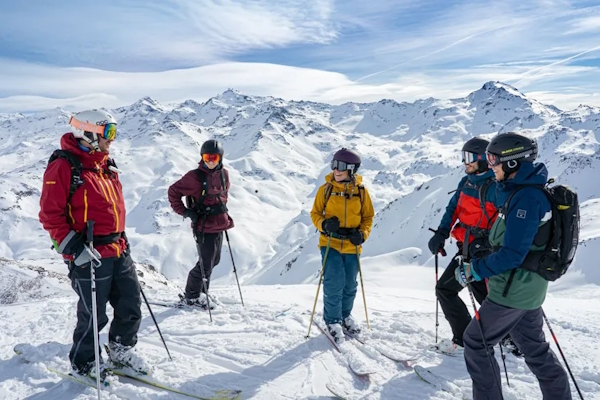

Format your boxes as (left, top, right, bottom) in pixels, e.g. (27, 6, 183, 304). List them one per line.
(86, 220, 102, 400)
(140, 287, 172, 361)
(542, 308, 584, 400)
(499, 343, 510, 386)
(428, 228, 446, 343)
(355, 245, 370, 329)
(463, 274, 504, 400)
(306, 236, 332, 338)
(224, 230, 244, 307)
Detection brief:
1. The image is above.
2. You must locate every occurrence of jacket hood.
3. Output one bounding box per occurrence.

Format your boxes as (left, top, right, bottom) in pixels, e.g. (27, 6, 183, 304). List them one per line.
(324, 172, 363, 188)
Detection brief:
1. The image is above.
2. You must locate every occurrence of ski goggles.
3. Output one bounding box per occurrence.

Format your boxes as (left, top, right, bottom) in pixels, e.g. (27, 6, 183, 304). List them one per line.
(69, 116, 117, 141)
(202, 153, 221, 163)
(486, 152, 502, 167)
(462, 151, 484, 164)
(330, 159, 356, 172)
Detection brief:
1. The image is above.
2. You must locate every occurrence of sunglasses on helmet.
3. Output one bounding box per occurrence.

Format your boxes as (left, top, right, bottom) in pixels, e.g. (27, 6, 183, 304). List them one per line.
(202, 153, 221, 163)
(69, 116, 117, 141)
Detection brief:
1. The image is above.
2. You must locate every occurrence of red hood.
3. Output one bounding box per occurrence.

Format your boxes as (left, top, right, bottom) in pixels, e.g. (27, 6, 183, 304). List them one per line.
(60, 132, 109, 169)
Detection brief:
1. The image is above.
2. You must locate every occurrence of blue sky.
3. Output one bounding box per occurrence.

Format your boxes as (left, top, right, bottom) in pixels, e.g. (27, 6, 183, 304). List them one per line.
(1, 0, 599, 112)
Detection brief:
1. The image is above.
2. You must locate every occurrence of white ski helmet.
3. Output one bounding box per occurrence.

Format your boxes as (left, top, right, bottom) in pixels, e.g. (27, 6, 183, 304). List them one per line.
(68, 109, 117, 150)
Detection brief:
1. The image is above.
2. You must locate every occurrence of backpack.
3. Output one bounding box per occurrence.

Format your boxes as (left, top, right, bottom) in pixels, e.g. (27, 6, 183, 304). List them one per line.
(48, 150, 85, 203)
(184, 168, 228, 215)
(503, 179, 580, 281)
(48, 149, 120, 204)
(322, 181, 365, 216)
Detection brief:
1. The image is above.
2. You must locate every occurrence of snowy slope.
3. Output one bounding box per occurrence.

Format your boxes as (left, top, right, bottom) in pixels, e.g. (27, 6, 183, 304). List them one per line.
(1, 81, 600, 399)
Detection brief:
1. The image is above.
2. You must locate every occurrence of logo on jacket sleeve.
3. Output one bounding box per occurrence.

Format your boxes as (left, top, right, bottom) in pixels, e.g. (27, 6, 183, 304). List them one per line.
(516, 209, 527, 219)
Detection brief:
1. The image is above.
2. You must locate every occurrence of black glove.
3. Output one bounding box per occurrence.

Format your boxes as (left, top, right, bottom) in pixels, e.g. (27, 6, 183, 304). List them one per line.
(183, 209, 200, 224)
(428, 228, 449, 255)
(57, 230, 86, 256)
(322, 217, 340, 234)
(348, 230, 364, 246)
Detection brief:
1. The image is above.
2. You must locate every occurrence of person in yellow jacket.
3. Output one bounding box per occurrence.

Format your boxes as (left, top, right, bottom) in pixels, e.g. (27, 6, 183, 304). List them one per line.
(310, 148, 375, 343)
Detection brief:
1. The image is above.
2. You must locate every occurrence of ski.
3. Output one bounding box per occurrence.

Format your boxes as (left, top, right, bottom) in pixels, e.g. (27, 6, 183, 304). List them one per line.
(101, 344, 241, 400)
(413, 365, 466, 398)
(311, 319, 375, 380)
(15, 344, 241, 400)
(112, 369, 242, 400)
(427, 343, 462, 357)
(343, 330, 417, 368)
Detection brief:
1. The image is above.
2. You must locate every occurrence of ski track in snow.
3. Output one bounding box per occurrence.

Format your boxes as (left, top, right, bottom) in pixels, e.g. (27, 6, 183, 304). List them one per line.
(2, 265, 600, 400)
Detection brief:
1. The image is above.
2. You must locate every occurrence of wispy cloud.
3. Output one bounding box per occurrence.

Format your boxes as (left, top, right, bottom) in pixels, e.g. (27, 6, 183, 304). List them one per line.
(0, 0, 599, 112)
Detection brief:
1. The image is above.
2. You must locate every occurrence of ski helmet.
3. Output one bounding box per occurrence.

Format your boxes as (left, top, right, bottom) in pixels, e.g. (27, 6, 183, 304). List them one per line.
(331, 148, 361, 176)
(486, 132, 537, 177)
(69, 109, 117, 151)
(201, 139, 224, 156)
(461, 137, 489, 173)
(200, 139, 224, 165)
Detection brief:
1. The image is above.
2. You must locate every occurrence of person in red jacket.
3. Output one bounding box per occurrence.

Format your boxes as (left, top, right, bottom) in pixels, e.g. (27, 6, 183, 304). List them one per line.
(39, 109, 148, 379)
(168, 139, 234, 309)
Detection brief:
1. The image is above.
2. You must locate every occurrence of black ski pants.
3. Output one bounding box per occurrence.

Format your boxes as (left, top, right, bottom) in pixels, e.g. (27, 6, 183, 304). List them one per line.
(68, 253, 142, 370)
(435, 253, 488, 346)
(464, 299, 571, 399)
(185, 231, 223, 299)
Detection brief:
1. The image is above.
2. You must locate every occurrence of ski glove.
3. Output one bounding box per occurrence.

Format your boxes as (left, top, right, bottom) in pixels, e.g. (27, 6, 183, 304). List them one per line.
(183, 209, 200, 224)
(348, 230, 364, 246)
(73, 245, 102, 267)
(428, 228, 449, 255)
(322, 216, 340, 234)
(454, 260, 481, 287)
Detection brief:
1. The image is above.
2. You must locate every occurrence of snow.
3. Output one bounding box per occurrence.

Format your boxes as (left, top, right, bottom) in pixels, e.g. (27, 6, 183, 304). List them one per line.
(1, 81, 600, 399)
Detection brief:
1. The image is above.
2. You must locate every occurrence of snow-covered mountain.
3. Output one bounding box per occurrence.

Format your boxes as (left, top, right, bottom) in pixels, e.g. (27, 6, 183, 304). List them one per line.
(2, 81, 600, 400)
(1, 81, 599, 287)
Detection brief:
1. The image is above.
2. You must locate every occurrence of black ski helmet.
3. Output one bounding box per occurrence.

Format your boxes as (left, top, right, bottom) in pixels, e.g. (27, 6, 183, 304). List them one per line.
(461, 137, 490, 173)
(331, 148, 361, 176)
(486, 132, 537, 177)
(201, 139, 224, 156)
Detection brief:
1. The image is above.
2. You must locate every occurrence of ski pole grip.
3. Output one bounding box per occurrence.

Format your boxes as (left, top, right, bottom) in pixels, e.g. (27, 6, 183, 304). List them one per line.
(86, 220, 95, 245)
(428, 228, 447, 256)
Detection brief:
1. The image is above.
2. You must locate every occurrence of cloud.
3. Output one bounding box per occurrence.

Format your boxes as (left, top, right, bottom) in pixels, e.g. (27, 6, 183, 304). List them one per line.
(0, 0, 337, 71)
(1, 60, 598, 113)
(1, 0, 599, 112)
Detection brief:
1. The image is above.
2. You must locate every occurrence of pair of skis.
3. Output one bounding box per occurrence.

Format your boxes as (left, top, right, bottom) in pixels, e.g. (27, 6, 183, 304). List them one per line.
(14, 345, 241, 400)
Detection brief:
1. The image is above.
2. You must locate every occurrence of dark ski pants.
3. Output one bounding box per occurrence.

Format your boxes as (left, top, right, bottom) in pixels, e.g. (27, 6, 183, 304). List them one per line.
(435, 254, 488, 346)
(321, 247, 360, 325)
(463, 299, 571, 400)
(185, 231, 223, 299)
(68, 253, 142, 371)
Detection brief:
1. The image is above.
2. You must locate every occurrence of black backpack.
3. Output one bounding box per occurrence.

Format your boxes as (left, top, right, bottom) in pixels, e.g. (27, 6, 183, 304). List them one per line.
(503, 179, 580, 281)
(47, 150, 85, 203)
(184, 168, 229, 216)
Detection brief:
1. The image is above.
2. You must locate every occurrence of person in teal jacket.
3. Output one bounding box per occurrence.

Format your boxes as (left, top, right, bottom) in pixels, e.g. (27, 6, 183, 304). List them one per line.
(456, 132, 571, 400)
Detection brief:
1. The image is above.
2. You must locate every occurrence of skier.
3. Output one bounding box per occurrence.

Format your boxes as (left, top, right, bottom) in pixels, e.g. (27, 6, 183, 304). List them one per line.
(457, 132, 571, 399)
(428, 137, 521, 356)
(310, 148, 375, 343)
(39, 109, 148, 379)
(168, 139, 234, 310)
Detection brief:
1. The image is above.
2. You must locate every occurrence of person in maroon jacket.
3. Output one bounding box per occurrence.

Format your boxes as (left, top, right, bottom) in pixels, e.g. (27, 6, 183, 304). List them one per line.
(39, 109, 148, 379)
(168, 139, 234, 309)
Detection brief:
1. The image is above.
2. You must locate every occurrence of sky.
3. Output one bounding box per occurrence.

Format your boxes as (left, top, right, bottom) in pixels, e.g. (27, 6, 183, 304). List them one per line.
(1, 0, 599, 112)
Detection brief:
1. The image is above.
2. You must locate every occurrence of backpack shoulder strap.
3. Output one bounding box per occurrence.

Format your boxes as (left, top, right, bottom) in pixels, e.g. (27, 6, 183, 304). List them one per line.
(220, 169, 227, 193)
(478, 178, 495, 228)
(48, 149, 84, 203)
(191, 168, 209, 209)
(322, 182, 334, 216)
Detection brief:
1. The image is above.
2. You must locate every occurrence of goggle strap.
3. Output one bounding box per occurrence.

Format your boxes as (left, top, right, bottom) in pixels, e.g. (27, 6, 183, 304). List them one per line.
(69, 116, 105, 135)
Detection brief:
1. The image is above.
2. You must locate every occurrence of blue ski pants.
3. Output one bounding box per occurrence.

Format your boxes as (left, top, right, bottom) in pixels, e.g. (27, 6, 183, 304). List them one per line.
(320, 247, 360, 325)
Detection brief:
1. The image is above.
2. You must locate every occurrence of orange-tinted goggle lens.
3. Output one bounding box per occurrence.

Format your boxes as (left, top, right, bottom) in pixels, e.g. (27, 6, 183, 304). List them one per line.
(202, 153, 220, 163)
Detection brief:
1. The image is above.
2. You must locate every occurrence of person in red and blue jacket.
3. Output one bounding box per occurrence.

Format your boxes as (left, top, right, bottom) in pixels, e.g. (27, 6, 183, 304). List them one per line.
(427, 137, 511, 355)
